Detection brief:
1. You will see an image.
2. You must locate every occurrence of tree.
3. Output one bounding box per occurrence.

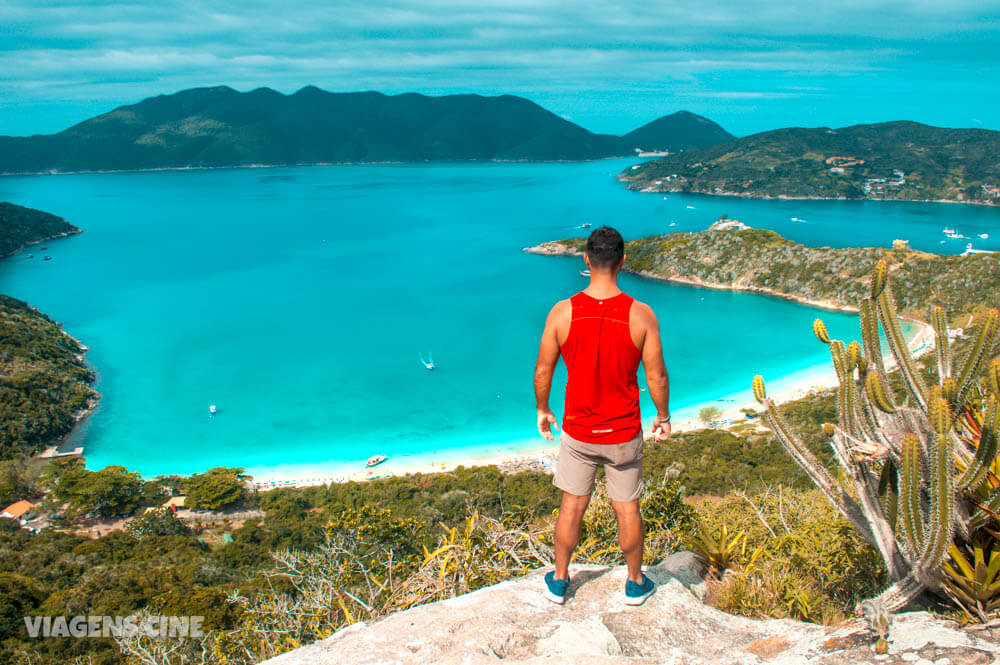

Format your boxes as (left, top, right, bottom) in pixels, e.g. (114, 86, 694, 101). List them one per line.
(699, 406, 722, 424)
(185, 467, 251, 511)
(39, 459, 143, 518)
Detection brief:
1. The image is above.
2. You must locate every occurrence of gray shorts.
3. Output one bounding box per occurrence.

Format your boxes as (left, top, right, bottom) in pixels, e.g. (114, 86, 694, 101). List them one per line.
(553, 430, 644, 503)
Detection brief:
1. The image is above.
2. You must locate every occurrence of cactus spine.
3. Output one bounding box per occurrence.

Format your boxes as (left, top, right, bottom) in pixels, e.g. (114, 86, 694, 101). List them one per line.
(753, 257, 1000, 620)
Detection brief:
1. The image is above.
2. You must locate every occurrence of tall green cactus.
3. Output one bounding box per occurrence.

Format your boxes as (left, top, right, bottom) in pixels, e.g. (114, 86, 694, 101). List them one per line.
(753, 256, 1000, 621)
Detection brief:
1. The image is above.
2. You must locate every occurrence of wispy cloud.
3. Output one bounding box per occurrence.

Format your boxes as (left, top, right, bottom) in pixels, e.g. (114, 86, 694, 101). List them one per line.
(1, 0, 998, 135)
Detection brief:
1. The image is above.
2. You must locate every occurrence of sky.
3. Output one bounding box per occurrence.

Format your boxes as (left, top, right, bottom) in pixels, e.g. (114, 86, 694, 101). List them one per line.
(1, 0, 998, 138)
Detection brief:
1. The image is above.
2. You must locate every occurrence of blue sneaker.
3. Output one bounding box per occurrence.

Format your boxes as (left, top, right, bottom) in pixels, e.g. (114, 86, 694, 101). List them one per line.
(544, 571, 570, 604)
(624, 574, 656, 605)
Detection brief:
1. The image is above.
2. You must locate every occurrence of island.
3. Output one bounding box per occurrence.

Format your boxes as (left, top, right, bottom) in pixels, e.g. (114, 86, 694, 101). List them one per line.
(0, 202, 81, 257)
(0, 86, 730, 174)
(620, 121, 1000, 206)
(527, 220, 1000, 318)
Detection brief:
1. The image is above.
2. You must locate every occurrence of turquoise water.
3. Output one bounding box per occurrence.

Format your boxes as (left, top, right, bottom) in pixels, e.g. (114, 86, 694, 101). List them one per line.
(0, 160, 996, 478)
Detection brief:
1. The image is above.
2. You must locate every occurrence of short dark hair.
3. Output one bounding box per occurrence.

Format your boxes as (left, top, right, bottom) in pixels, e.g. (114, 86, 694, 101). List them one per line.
(585, 226, 625, 270)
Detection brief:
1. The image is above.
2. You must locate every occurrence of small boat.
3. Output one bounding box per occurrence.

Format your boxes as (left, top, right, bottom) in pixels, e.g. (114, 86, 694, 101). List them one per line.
(43, 256, 52, 261)
(580, 223, 592, 228)
(980, 233, 990, 239)
(209, 405, 217, 414)
(40, 246, 47, 250)
(366, 454, 387, 468)
(685, 205, 695, 209)
(668, 222, 677, 227)
(943, 227, 956, 234)
(791, 217, 802, 222)
(580, 270, 591, 277)
(27, 254, 33, 259)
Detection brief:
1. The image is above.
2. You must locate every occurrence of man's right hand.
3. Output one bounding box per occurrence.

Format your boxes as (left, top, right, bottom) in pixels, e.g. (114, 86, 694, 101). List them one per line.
(537, 408, 559, 440)
(652, 415, 671, 442)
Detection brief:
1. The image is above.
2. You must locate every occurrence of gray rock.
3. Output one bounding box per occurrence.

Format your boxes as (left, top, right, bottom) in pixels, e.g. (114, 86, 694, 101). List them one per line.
(646, 550, 709, 600)
(260, 564, 1000, 665)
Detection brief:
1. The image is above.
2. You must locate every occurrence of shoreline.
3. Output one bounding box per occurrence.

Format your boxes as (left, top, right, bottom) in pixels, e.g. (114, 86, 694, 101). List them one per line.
(246, 290, 933, 491)
(1, 226, 82, 259)
(617, 180, 999, 208)
(0, 155, 635, 179)
(247, 319, 932, 491)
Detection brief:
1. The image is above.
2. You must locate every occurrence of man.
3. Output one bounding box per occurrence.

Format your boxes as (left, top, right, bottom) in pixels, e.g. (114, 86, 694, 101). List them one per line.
(533, 226, 671, 606)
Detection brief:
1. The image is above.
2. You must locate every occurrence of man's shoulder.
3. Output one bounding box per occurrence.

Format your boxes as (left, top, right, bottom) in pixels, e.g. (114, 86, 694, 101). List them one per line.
(548, 298, 572, 321)
(629, 298, 656, 322)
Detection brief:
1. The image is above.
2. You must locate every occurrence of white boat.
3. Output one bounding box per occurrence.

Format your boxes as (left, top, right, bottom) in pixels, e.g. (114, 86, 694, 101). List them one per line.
(685, 205, 695, 209)
(580, 223, 592, 228)
(580, 270, 591, 277)
(209, 405, 217, 414)
(791, 217, 802, 222)
(980, 233, 990, 239)
(943, 227, 956, 234)
(366, 454, 387, 468)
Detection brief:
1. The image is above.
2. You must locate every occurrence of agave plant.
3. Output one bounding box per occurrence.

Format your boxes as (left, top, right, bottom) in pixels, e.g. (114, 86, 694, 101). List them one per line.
(752, 256, 1000, 623)
(943, 542, 1000, 622)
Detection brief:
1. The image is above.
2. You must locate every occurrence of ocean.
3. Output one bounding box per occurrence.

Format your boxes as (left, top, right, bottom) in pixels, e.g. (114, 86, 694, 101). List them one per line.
(0, 160, 996, 478)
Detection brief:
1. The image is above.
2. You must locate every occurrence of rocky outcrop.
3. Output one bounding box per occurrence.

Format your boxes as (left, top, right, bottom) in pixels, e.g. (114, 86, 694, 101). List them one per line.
(261, 554, 1000, 665)
(525, 228, 1000, 319)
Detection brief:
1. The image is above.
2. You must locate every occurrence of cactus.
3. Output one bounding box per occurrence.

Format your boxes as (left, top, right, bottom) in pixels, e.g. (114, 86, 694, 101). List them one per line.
(753, 258, 1000, 624)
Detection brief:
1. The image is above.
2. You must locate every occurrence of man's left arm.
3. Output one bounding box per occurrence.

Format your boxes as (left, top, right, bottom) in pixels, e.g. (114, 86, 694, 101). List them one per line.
(534, 303, 563, 440)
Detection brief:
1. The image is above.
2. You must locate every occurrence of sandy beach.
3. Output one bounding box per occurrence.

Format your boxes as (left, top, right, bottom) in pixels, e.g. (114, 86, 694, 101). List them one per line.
(250, 319, 934, 491)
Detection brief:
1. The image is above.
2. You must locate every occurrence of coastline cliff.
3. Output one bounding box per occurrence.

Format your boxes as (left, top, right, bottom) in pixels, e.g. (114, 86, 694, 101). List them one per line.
(526, 225, 999, 320)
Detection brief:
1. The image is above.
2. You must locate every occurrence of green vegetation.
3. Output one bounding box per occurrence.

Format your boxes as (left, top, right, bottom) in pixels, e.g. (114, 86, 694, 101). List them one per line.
(534, 227, 1000, 320)
(0, 86, 731, 173)
(621, 121, 1000, 205)
(0, 202, 80, 257)
(622, 110, 734, 153)
(698, 406, 722, 424)
(753, 258, 1000, 625)
(39, 458, 144, 518)
(185, 467, 251, 511)
(0, 295, 97, 468)
(696, 491, 886, 624)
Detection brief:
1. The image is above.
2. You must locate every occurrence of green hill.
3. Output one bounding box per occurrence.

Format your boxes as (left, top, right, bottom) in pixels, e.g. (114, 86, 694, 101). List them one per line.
(0, 295, 97, 461)
(622, 110, 735, 152)
(0, 202, 80, 257)
(0, 87, 732, 174)
(528, 224, 1000, 319)
(620, 121, 1000, 205)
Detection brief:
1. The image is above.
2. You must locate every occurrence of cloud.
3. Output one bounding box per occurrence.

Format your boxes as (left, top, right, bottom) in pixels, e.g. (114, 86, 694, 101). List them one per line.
(0, 0, 998, 135)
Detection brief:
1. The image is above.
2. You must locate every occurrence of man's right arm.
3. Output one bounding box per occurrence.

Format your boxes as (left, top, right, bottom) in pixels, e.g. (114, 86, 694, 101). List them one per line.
(637, 303, 671, 441)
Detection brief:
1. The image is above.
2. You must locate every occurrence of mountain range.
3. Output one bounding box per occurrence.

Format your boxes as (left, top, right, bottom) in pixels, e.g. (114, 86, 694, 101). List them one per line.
(621, 121, 1000, 204)
(0, 86, 732, 174)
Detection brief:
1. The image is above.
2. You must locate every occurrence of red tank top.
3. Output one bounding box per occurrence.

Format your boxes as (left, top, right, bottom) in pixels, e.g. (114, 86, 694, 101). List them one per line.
(560, 292, 642, 443)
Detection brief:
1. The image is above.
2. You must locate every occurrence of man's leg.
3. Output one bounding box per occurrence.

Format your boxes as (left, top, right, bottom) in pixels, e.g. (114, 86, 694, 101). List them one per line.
(611, 499, 644, 584)
(553, 491, 591, 581)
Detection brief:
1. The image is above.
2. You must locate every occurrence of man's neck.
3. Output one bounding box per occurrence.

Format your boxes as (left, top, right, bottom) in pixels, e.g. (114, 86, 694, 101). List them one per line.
(583, 271, 622, 299)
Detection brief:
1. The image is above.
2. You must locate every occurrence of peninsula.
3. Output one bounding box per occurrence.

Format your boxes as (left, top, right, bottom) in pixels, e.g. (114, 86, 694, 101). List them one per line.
(0, 86, 730, 174)
(0, 202, 81, 257)
(620, 121, 1000, 206)
(527, 222, 1000, 319)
